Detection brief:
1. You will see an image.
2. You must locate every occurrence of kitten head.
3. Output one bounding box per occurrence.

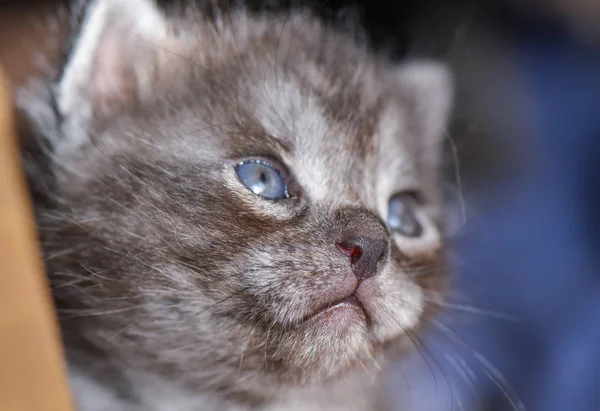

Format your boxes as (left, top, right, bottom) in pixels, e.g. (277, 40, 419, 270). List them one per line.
(24, 0, 452, 401)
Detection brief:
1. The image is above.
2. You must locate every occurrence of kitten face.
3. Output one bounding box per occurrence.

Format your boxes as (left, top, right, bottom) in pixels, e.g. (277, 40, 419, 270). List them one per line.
(24, 0, 451, 402)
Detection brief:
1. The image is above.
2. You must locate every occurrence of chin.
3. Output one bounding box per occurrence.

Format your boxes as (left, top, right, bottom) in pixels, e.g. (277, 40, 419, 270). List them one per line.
(274, 306, 379, 385)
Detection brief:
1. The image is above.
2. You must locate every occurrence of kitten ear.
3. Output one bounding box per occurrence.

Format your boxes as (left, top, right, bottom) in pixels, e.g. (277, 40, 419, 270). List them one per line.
(56, 0, 168, 147)
(394, 61, 453, 163)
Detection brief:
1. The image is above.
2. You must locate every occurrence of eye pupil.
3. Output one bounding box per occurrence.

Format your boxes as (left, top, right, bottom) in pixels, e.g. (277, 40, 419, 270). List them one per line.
(235, 160, 288, 200)
(387, 193, 423, 237)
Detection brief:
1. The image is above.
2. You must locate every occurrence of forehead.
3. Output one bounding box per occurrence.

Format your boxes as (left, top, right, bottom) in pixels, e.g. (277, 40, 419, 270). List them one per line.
(112, 16, 425, 212)
(239, 61, 421, 210)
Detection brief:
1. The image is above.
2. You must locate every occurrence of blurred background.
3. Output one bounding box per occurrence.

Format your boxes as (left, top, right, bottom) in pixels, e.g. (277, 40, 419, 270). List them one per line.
(1, 0, 599, 410)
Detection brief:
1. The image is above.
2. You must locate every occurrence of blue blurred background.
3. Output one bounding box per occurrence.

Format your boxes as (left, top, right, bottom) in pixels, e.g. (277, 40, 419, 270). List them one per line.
(1, 0, 599, 410)
(387, 1, 600, 410)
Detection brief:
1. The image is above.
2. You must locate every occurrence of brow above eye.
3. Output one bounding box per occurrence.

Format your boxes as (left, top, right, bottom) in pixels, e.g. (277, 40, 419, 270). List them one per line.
(268, 134, 294, 154)
(224, 130, 294, 160)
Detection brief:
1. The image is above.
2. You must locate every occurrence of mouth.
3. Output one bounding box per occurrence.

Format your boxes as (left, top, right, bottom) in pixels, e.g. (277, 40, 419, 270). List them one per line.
(304, 294, 368, 324)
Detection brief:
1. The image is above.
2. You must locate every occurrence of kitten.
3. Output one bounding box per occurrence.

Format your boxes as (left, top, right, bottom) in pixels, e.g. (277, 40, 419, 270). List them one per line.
(18, 0, 453, 409)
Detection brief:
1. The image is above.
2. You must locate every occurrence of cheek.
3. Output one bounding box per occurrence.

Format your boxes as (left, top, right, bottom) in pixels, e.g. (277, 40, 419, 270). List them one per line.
(394, 244, 448, 327)
(357, 246, 447, 344)
(357, 264, 424, 343)
(237, 237, 356, 325)
(411, 249, 448, 305)
(390, 243, 447, 294)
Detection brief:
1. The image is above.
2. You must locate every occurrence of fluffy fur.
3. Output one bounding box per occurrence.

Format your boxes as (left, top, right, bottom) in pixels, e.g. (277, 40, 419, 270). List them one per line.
(18, 1, 452, 409)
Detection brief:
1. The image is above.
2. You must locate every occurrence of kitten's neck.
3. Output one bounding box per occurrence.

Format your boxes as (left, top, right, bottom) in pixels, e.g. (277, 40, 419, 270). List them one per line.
(69, 365, 385, 411)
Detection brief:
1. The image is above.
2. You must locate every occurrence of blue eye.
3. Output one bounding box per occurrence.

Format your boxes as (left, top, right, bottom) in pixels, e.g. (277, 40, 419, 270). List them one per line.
(235, 160, 289, 199)
(388, 193, 423, 237)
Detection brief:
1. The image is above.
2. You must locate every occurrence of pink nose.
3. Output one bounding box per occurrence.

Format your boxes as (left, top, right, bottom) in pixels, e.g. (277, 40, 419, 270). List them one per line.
(336, 242, 362, 263)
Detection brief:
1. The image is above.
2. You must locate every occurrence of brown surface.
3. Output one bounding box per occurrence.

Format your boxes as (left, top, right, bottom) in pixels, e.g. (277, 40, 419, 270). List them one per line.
(0, 65, 74, 410)
(0, 1, 67, 88)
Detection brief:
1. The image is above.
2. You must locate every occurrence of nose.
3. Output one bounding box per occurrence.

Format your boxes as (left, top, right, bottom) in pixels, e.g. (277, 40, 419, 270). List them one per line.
(333, 207, 389, 279)
(336, 237, 387, 279)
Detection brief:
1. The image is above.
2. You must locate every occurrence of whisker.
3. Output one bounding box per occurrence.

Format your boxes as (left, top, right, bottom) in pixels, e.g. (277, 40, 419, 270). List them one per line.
(379, 309, 465, 410)
(264, 325, 272, 372)
(58, 305, 139, 318)
(239, 325, 257, 372)
(445, 132, 467, 228)
(405, 329, 438, 392)
(430, 320, 526, 411)
(440, 343, 485, 411)
(415, 331, 465, 411)
(424, 295, 519, 321)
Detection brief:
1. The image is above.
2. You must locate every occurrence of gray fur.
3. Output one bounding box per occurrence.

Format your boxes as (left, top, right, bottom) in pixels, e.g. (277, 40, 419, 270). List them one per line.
(18, 1, 452, 409)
